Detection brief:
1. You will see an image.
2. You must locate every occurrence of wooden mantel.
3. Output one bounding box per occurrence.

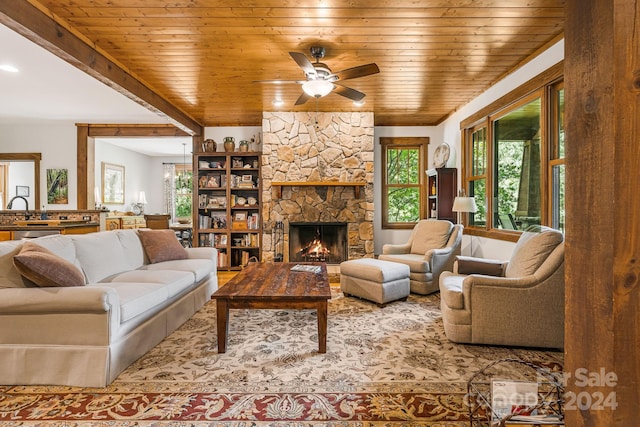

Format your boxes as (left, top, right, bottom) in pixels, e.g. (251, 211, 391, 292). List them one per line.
(271, 181, 366, 198)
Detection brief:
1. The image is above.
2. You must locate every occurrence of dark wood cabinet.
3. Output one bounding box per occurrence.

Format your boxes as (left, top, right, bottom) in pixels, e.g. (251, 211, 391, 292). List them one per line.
(426, 168, 457, 223)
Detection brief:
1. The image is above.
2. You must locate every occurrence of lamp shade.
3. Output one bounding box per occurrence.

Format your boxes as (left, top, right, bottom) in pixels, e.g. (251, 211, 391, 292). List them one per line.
(452, 196, 477, 213)
(138, 191, 147, 204)
(302, 79, 334, 98)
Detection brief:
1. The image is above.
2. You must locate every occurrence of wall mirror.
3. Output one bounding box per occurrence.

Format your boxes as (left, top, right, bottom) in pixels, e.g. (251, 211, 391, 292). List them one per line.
(0, 153, 41, 210)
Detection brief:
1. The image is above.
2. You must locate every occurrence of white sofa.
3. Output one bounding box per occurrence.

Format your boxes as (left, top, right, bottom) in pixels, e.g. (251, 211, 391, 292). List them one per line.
(0, 229, 217, 387)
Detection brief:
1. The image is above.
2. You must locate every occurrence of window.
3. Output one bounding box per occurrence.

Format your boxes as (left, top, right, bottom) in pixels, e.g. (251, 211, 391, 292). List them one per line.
(469, 125, 488, 227)
(550, 83, 565, 232)
(461, 63, 564, 238)
(163, 162, 192, 222)
(492, 94, 542, 231)
(174, 164, 192, 219)
(381, 137, 428, 228)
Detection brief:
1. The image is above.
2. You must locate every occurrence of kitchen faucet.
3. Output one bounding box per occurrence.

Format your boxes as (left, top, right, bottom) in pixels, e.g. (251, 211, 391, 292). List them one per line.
(7, 196, 31, 220)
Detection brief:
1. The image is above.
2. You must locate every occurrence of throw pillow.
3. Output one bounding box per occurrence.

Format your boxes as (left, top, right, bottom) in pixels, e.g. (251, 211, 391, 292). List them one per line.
(13, 242, 85, 287)
(456, 256, 504, 276)
(138, 229, 188, 264)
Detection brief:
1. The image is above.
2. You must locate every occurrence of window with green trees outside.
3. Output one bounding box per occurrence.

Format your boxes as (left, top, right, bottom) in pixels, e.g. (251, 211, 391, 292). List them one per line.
(381, 137, 428, 228)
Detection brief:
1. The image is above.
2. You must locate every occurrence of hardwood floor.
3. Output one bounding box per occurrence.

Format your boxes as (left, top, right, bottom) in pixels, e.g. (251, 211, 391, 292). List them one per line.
(217, 271, 237, 287)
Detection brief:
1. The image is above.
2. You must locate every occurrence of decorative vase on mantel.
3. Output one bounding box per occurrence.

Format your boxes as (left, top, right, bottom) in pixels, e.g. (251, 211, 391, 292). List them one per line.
(223, 136, 235, 152)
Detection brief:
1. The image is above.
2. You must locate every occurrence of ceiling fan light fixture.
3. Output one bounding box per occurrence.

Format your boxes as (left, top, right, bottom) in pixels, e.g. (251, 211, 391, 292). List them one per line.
(353, 99, 365, 107)
(302, 79, 334, 98)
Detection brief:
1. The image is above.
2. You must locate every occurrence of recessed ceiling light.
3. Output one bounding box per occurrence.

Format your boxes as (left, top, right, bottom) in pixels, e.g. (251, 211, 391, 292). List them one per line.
(353, 100, 365, 107)
(0, 64, 19, 73)
(272, 99, 284, 107)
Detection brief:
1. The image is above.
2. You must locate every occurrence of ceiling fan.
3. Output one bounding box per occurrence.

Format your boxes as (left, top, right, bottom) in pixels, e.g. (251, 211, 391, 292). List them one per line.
(259, 46, 380, 105)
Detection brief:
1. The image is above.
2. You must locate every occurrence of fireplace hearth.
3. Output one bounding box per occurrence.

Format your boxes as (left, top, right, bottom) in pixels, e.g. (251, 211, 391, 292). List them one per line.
(289, 222, 348, 265)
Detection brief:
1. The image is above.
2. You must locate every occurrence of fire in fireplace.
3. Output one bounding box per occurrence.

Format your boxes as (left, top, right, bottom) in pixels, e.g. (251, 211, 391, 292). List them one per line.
(289, 222, 348, 264)
(297, 237, 330, 261)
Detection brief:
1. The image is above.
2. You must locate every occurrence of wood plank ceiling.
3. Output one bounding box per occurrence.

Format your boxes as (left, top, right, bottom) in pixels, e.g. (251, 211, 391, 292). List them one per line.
(30, 0, 565, 127)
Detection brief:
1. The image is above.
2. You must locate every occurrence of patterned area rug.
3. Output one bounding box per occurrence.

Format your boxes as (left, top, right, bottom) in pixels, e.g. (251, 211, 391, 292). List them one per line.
(0, 291, 563, 426)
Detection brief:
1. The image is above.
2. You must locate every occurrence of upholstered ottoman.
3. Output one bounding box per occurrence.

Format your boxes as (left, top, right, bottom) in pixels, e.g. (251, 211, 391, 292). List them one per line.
(340, 258, 410, 305)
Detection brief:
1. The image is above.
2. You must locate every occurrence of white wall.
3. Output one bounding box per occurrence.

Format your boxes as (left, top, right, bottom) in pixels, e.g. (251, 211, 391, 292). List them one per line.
(6, 161, 35, 209)
(204, 126, 262, 151)
(0, 122, 77, 209)
(94, 142, 155, 212)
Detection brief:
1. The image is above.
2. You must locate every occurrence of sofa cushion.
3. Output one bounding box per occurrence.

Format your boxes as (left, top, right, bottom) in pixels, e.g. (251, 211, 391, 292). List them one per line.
(25, 234, 79, 266)
(505, 227, 563, 278)
(379, 253, 431, 273)
(0, 240, 26, 288)
(410, 220, 453, 255)
(91, 282, 169, 323)
(105, 269, 194, 298)
(71, 231, 128, 283)
(12, 242, 85, 288)
(115, 229, 146, 269)
(142, 258, 214, 282)
(138, 229, 188, 264)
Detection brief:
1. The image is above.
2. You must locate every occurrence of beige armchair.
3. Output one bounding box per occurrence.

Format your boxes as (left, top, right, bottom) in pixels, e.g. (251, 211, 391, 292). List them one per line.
(379, 220, 462, 295)
(439, 226, 564, 349)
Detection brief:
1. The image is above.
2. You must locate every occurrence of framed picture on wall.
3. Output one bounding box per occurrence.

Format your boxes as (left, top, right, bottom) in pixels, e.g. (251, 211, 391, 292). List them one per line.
(102, 162, 125, 204)
(46, 169, 69, 204)
(16, 186, 29, 197)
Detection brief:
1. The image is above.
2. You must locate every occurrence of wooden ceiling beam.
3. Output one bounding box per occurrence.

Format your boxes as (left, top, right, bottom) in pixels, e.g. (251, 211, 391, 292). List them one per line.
(0, 0, 203, 136)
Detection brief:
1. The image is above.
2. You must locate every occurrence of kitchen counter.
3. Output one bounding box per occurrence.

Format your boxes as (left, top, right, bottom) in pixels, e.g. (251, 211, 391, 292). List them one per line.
(0, 222, 100, 240)
(0, 223, 99, 230)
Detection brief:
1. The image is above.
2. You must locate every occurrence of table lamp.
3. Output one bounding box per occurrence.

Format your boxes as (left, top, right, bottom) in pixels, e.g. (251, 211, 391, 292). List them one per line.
(134, 191, 147, 214)
(452, 190, 477, 225)
(452, 190, 478, 256)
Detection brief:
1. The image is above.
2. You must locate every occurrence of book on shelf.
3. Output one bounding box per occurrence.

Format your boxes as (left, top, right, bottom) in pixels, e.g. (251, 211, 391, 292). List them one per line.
(241, 250, 250, 267)
(207, 233, 226, 247)
(290, 264, 322, 273)
(218, 252, 227, 268)
(198, 214, 212, 229)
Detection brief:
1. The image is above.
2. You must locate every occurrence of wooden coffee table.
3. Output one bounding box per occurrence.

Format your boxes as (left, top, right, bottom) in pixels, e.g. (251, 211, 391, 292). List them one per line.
(211, 262, 331, 353)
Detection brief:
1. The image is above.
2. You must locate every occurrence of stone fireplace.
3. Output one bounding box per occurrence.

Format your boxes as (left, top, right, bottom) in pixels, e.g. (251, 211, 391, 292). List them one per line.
(261, 111, 374, 262)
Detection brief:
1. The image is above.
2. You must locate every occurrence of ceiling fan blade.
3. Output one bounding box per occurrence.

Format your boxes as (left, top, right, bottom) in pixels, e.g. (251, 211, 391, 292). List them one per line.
(333, 84, 366, 101)
(289, 52, 316, 76)
(333, 63, 380, 81)
(295, 92, 313, 105)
